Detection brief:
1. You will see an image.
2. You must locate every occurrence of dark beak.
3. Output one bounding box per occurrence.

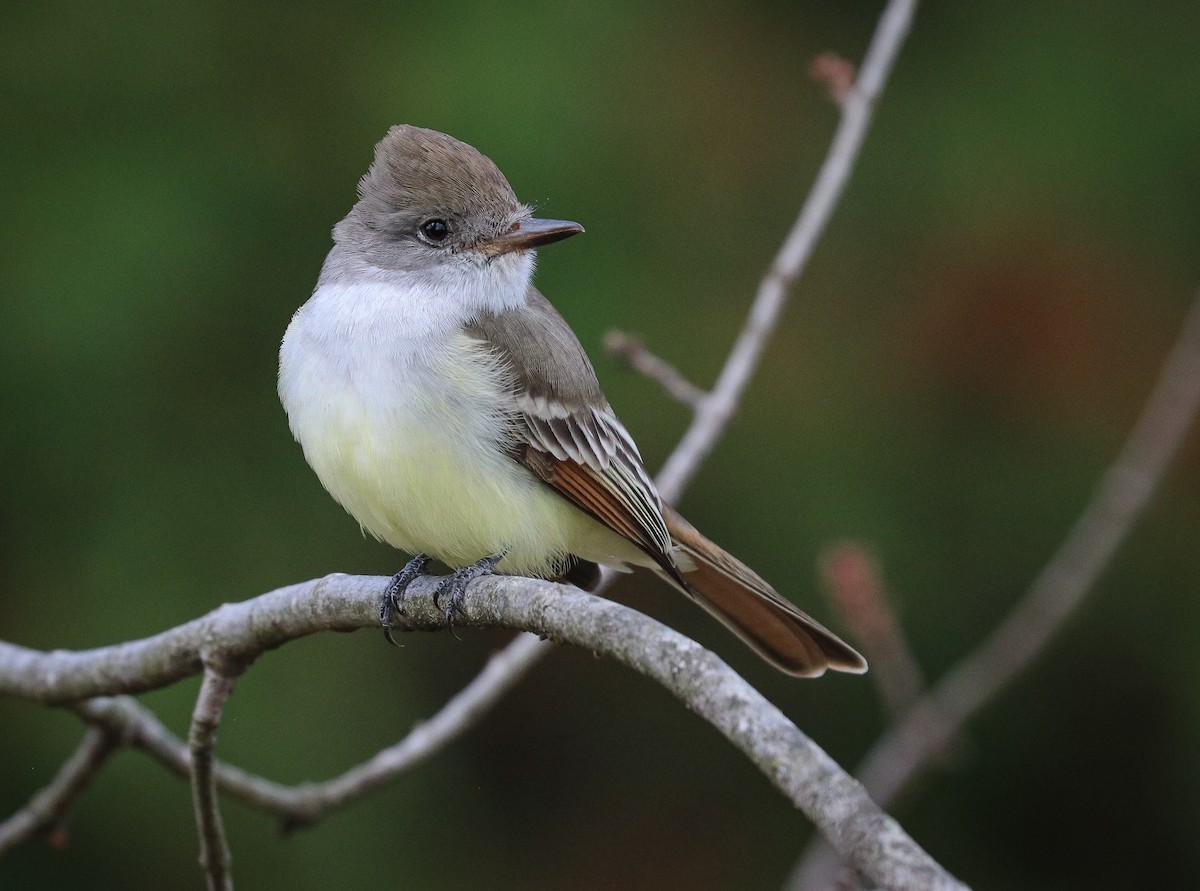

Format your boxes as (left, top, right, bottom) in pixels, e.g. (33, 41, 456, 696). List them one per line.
(482, 218, 584, 257)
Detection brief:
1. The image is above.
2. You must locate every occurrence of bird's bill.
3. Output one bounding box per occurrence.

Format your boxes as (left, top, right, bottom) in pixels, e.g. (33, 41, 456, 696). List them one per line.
(481, 218, 584, 256)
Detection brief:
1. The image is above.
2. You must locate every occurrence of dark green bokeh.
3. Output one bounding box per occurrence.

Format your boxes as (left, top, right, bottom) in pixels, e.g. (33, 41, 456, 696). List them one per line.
(3, 2, 1198, 888)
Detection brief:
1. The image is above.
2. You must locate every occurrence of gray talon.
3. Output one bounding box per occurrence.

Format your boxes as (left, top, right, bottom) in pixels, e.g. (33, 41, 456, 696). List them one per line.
(432, 553, 504, 624)
(380, 553, 432, 645)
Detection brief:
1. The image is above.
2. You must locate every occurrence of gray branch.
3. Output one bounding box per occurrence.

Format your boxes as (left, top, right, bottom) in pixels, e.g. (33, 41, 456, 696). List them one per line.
(653, 0, 920, 500)
(74, 696, 325, 824)
(0, 727, 120, 855)
(867, 285, 1200, 798)
(189, 666, 240, 891)
(789, 288, 1200, 889)
(604, 329, 708, 409)
(0, 573, 965, 890)
(66, 639, 547, 831)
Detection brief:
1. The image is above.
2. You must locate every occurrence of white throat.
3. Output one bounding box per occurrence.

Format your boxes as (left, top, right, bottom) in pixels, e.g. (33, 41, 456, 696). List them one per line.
(278, 246, 536, 427)
(305, 246, 535, 344)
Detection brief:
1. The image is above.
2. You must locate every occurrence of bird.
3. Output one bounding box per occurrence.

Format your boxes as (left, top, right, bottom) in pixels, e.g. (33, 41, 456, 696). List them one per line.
(278, 125, 866, 678)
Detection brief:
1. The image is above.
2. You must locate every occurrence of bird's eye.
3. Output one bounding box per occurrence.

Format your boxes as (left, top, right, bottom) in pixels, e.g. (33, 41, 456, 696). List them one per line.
(419, 219, 450, 244)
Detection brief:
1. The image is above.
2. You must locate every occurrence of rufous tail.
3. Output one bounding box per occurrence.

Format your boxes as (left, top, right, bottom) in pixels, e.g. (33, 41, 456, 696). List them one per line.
(662, 507, 866, 678)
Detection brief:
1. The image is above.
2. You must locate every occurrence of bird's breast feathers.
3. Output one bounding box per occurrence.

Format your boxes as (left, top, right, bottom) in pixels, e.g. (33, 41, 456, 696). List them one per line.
(278, 284, 624, 574)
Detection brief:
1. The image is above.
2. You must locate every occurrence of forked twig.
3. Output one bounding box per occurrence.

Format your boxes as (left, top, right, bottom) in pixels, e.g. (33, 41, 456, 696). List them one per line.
(654, 0, 920, 501)
(604, 329, 708, 409)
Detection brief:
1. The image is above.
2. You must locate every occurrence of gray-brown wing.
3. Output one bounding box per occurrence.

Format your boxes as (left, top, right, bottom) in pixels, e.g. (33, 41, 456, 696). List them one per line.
(465, 289, 673, 561)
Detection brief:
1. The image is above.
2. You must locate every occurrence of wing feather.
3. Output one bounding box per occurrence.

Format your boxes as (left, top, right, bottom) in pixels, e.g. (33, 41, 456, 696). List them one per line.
(516, 405, 672, 559)
(466, 290, 673, 563)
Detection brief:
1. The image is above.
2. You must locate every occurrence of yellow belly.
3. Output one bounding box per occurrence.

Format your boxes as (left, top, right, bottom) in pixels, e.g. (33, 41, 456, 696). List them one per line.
(286, 332, 639, 577)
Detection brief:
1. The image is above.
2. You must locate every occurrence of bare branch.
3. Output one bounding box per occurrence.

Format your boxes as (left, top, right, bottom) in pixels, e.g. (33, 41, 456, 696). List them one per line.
(75, 697, 196, 778)
(820, 542, 924, 720)
(68, 638, 550, 831)
(275, 631, 551, 829)
(0, 574, 964, 889)
(654, 0, 920, 501)
(189, 667, 239, 891)
(604, 329, 708, 409)
(0, 727, 120, 855)
(0, 573, 375, 703)
(789, 288, 1200, 889)
(76, 696, 322, 822)
(863, 286, 1200, 803)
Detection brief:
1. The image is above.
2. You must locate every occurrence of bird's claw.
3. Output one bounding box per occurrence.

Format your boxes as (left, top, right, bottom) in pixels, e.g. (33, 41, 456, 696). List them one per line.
(432, 553, 504, 625)
(379, 553, 431, 645)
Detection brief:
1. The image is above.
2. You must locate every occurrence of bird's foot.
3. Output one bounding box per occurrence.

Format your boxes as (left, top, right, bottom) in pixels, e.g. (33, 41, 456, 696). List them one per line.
(380, 553, 431, 646)
(433, 553, 504, 623)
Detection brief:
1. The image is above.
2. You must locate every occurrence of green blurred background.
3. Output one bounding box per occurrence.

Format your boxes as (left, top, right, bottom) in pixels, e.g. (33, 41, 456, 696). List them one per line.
(3, 1, 1199, 888)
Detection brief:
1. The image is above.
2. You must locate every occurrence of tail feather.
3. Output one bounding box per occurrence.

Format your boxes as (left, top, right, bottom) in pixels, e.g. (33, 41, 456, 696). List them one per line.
(662, 507, 866, 678)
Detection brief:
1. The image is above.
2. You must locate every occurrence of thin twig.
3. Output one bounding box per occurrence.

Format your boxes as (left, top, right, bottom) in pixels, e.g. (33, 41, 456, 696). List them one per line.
(190, 667, 239, 891)
(69, 638, 550, 831)
(654, 0, 921, 501)
(864, 286, 1200, 801)
(279, 631, 551, 829)
(604, 329, 708, 409)
(820, 541, 924, 721)
(788, 289, 1200, 889)
(75, 696, 320, 821)
(1, 573, 965, 890)
(0, 727, 120, 855)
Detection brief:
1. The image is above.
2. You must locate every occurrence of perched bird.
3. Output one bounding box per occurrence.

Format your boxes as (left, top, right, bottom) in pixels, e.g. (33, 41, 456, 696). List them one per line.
(278, 125, 866, 677)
